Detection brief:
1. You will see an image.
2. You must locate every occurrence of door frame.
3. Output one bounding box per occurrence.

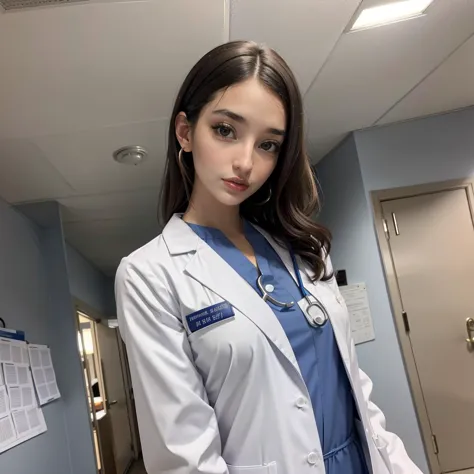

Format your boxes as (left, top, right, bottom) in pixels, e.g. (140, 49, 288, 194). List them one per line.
(371, 177, 474, 474)
(74, 299, 106, 474)
(75, 298, 138, 473)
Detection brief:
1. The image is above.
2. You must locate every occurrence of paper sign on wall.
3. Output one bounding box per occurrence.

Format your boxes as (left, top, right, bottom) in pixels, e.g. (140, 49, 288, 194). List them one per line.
(0, 338, 48, 454)
(28, 344, 61, 405)
(340, 283, 375, 345)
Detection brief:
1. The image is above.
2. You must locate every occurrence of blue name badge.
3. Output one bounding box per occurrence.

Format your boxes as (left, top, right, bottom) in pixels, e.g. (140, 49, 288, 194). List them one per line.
(186, 302, 235, 333)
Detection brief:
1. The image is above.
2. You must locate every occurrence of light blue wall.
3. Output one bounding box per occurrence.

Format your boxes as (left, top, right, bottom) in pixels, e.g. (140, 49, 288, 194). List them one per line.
(316, 106, 474, 474)
(354, 107, 474, 189)
(0, 199, 97, 474)
(316, 135, 429, 472)
(66, 243, 116, 317)
(0, 199, 72, 473)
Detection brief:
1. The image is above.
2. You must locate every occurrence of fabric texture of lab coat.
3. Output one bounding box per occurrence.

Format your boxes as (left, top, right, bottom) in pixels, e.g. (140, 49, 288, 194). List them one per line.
(115, 214, 423, 474)
(187, 221, 368, 474)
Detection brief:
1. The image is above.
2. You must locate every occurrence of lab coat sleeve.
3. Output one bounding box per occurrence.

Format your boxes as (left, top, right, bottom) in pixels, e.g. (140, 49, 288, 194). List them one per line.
(115, 258, 229, 474)
(325, 255, 423, 474)
(356, 363, 424, 474)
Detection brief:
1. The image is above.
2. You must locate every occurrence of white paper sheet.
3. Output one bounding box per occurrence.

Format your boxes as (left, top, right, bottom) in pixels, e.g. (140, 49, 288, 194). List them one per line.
(28, 344, 60, 405)
(37, 384, 49, 402)
(12, 408, 46, 436)
(0, 339, 48, 454)
(21, 386, 34, 408)
(339, 283, 375, 345)
(8, 387, 22, 411)
(7, 384, 36, 411)
(2, 363, 31, 387)
(26, 407, 41, 430)
(0, 386, 9, 417)
(0, 407, 47, 454)
(21, 347, 29, 365)
(33, 368, 45, 385)
(0, 339, 29, 365)
(17, 366, 29, 385)
(0, 415, 16, 448)
(12, 410, 29, 437)
(3, 363, 18, 386)
(0, 340, 11, 364)
(29, 347, 41, 368)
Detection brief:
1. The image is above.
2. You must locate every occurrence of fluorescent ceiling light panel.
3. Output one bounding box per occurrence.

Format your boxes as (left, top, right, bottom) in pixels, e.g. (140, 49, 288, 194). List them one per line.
(351, 0, 434, 30)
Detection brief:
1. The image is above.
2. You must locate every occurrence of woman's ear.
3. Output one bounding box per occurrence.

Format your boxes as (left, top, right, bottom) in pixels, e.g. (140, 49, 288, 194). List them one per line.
(175, 112, 192, 152)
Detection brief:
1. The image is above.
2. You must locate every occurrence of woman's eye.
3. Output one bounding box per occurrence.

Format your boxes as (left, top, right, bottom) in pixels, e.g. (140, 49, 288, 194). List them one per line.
(213, 124, 235, 139)
(260, 141, 281, 154)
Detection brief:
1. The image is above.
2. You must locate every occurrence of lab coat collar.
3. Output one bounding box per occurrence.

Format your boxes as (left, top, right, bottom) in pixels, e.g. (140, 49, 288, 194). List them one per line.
(162, 214, 201, 255)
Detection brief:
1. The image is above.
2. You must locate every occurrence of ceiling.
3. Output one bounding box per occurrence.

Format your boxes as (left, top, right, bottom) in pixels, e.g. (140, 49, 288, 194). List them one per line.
(1, 0, 473, 275)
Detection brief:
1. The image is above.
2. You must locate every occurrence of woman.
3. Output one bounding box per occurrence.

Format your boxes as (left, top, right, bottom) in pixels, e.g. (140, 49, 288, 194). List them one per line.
(115, 41, 422, 474)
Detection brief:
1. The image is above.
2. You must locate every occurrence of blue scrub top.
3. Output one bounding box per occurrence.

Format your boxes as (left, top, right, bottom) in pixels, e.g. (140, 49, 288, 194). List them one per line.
(187, 221, 368, 474)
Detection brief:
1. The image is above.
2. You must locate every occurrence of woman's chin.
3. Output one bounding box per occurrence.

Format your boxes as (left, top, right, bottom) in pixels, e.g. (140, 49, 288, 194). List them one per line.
(217, 192, 248, 207)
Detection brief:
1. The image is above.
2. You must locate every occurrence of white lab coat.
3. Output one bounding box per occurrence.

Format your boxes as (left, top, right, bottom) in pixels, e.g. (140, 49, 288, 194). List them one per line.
(115, 214, 423, 474)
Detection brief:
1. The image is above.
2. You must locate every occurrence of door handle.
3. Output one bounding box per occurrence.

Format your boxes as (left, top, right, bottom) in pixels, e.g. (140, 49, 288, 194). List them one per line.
(466, 318, 474, 344)
(107, 400, 118, 409)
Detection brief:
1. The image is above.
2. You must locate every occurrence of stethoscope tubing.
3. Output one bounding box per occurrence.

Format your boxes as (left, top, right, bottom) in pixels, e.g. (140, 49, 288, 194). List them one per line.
(256, 248, 329, 327)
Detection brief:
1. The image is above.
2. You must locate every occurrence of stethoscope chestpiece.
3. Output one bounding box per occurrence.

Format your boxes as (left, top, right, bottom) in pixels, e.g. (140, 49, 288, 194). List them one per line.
(305, 301, 328, 327)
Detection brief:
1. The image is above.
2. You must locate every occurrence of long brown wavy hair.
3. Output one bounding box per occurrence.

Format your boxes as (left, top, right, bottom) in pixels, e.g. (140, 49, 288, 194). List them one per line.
(160, 41, 332, 281)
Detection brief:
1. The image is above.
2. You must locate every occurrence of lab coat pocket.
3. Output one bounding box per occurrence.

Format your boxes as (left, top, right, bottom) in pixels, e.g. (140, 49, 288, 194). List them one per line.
(227, 461, 277, 474)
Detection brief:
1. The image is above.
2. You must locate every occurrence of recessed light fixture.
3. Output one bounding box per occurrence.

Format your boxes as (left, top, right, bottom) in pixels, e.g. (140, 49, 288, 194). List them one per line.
(113, 145, 148, 165)
(350, 0, 434, 31)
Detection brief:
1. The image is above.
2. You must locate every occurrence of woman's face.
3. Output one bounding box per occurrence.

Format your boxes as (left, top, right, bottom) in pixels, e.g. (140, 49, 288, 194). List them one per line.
(177, 78, 286, 207)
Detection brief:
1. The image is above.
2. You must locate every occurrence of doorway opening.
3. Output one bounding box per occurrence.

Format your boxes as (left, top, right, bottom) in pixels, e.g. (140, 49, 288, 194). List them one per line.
(76, 306, 139, 474)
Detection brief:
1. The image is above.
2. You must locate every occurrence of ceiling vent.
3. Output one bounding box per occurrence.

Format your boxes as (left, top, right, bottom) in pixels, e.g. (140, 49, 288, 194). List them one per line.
(0, 0, 86, 11)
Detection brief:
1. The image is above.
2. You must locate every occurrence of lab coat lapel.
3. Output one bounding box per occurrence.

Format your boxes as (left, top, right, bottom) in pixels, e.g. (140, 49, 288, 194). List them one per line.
(184, 237, 301, 374)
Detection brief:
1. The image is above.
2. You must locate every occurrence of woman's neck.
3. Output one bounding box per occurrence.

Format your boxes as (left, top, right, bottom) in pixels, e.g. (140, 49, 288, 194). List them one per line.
(183, 184, 243, 236)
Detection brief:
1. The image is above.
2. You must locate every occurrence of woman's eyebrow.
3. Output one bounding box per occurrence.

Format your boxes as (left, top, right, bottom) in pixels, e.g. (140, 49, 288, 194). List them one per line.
(212, 108, 285, 137)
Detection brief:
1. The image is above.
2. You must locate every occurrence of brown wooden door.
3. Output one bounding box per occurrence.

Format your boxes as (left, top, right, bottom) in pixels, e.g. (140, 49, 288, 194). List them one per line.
(382, 188, 474, 473)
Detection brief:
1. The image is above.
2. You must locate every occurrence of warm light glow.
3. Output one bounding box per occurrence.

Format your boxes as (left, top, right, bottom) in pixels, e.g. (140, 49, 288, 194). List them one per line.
(351, 0, 433, 30)
(77, 329, 94, 355)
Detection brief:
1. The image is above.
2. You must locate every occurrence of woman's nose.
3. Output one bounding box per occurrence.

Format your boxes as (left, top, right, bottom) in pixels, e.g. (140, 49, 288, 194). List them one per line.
(232, 143, 254, 176)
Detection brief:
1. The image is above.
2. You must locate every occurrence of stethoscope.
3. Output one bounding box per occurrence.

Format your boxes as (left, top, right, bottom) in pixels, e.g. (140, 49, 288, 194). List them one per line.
(256, 250, 329, 327)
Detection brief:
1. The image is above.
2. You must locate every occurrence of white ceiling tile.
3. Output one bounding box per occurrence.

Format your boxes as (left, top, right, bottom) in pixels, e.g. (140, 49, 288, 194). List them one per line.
(63, 216, 160, 275)
(304, 0, 474, 159)
(308, 132, 349, 164)
(60, 188, 159, 223)
(0, 0, 227, 139)
(3, 0, 474, 275)
(0, 139, 75, 203)
(377, 33, 474, 125)
(34, 119, 167, 194)
(230, 0, 361, 94)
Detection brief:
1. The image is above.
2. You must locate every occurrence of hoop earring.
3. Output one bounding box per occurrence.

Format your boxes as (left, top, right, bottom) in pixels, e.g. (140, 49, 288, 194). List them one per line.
(254, 187, 272, 205)
(177, 148, 192, 199)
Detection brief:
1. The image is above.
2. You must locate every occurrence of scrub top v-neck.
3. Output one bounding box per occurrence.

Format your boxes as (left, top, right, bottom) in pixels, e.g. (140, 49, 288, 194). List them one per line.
(187, 220, 369, 474)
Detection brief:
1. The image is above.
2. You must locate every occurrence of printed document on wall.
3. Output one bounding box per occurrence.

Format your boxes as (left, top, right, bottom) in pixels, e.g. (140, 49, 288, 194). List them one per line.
(0, 386, 10, 418)
(0, 407, 47, 454)
(0, 338, 29, 365)
(28, 344, 61, 405)
(0, 414, 16, 450)
(340, 283, 375, 345)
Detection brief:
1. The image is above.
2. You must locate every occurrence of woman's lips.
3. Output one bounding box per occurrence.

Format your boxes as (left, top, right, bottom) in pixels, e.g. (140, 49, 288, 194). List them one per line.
(222, 179, 249, 192)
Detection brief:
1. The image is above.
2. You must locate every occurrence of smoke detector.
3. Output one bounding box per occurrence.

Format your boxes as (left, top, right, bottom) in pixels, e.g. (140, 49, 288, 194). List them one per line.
(113, 146, 148, 166)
